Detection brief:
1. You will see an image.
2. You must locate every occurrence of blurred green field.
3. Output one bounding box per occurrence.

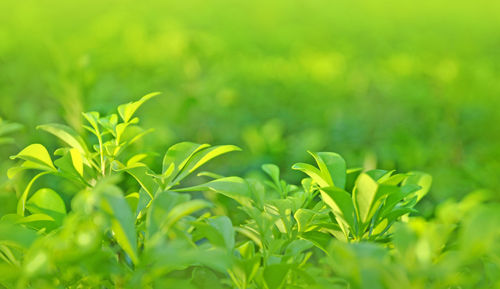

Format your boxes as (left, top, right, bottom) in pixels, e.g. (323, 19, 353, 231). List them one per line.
(1, 0, 499, 211)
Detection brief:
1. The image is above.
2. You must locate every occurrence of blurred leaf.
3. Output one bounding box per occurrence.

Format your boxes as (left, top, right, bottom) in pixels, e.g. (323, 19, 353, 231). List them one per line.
(0, 220, 38, 248)
(193, 216, 235, 250)
(101, 185, 138, 264)
(263, 264, 290, 289)
(26, 188, 66, 225)
(402, 172, 432, 201)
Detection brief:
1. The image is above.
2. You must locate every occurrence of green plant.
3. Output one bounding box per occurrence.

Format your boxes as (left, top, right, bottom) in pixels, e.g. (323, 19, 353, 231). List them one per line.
(1, 94, 497, 289)
(292, 152, 431, 242)
(1, 94, 240, 288)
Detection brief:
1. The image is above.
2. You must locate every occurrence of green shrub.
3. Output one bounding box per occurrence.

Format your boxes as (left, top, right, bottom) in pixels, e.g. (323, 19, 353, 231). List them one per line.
(0, 95, 498, 289)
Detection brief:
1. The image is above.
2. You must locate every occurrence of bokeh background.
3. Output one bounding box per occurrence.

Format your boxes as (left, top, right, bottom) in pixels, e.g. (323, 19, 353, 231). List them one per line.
(1, 0, 499, 214)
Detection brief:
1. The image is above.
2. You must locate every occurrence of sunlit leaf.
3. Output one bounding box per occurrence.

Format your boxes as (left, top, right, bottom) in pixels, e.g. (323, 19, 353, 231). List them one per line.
(175, 177, 253, 207)
(10, 144, 56, 171)
(118, 92, 160, 123)
(37, 123, 89, 156)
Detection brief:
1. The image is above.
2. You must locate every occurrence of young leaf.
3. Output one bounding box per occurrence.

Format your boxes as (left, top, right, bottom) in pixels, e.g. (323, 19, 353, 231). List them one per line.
(175, 177, 253, 207)
(17, 172, 50, 216)
(345, 168, 363, 192)
(82, 112, 100, 134)
(193, 216, 235, 250)
(10, 144, 56, 171)
(69, 148, 84, 177)
(300, 231, 331, 253)
(100, 185, 139, 265)
(292, 163, 329, 187)
(402, 171, 432, 201)
(162, 142, 209, 185)
(26, 188, 66, 225)
(37, 123, 89, 156)
(320, 186, 356, 239)
(353, 173, 379, 224)
(262, 164, 281, 187)
(169, 144, 241, 187)
(294, 208, 316, 233)
(118, 92, 160, 123)
(118, 165, 159, 199)
(310, 151, 347, 189)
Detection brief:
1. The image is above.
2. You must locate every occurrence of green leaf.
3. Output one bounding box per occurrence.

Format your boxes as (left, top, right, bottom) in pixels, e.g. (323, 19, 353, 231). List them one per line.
(26, 188, 66, 225)
(320, 187, 356, 238)
(163, 200, 211, 232)
(191, 267, 223, 289)
(82, 111, 100, 134)
(292, 163, 329, 187)
(262, 164, 281, 187)
(263, 264, 290, 289)
(125, 192, 139, 214)
(300, 231, 331, 253)
(147, 191, 210, 242)
(170, 144, 240, 187)
(294, 208, 316, 233)
(15, 213, 56, 231)
(176, 177, 253, 207)
(371, 218, 389, 235)
(365, 169, 390, 182)
(0, 220, 38, 248)
(193, 216, 235, 250)
(10, 144, 56, 171)
(118, 92, 160, 122)
(37, 123, 89, 156)
(402, 171, 432, 201)
(69, 148, 84, 177)
(229, 255, 261, 289)
(162, 142, 210, 185)
(311, 151, 347, 189)
(345, 168, 363, 192)
(119, 165, 159, 199)
(17, 172, 50, 216)
(353, 173, 379, 224)
(100, 185, 138, 264)
(147, 191, 189, 240)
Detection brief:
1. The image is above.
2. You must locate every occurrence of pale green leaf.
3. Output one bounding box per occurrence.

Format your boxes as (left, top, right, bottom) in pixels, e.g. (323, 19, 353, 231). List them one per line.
(117, 92, 160, 123)
(37, 124, 89, 156)
(175, 177, 253, 207)
(10, 144, 56, 171)
(26, 188, 66, 224)
(353, 173, 379, 224)
(292, 163, 329, 187)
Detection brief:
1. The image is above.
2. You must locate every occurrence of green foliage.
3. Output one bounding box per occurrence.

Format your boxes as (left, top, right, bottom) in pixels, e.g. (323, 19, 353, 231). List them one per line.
(0, 96, 498, 289)
(293, 152, 431, 242)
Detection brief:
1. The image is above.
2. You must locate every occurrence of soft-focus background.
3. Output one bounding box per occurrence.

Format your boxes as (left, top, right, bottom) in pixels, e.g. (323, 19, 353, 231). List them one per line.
(1, 0, 499, 213)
